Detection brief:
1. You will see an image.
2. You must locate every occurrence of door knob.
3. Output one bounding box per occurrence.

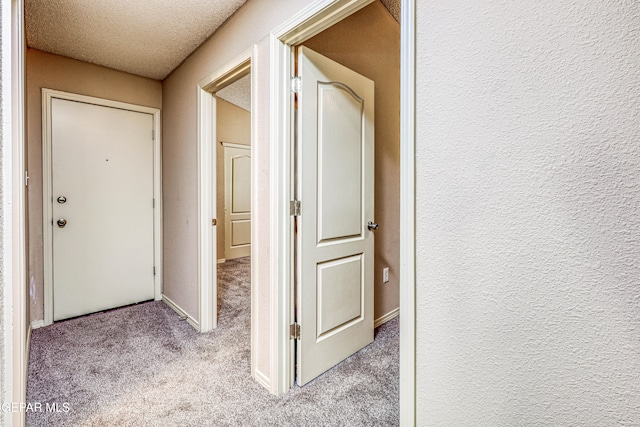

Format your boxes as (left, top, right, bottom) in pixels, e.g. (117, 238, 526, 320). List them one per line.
(367, 221, 379, 231)
(57, 219, 67, 228)
(57, 196, 67, 204)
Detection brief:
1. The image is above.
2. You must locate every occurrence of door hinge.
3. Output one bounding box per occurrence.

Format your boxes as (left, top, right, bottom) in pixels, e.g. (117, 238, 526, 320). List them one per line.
(152, 198, 155, 208)
(153, 266, 156, 276)
(290, 200, 301, 217)
(152, 129, 155, 140)
(291, 76, 302, 94)
(212, 218, 217, 226)
(290, 322, 300, 340)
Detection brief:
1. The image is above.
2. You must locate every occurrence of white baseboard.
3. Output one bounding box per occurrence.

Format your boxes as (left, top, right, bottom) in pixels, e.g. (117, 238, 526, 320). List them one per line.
(217, 258, 226, 264)
(31, 319, 45, 330)
(374, 307, 399, 328)
(186, 317, 199, 331)
(162, 294, 200, 332)
(254, 368, 270, 390)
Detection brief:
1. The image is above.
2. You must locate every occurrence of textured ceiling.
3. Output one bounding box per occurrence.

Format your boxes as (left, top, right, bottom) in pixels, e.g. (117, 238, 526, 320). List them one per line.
(25, 0, 248, 80)
(380, 0, 400, 23)
(216, 74, 251, 112)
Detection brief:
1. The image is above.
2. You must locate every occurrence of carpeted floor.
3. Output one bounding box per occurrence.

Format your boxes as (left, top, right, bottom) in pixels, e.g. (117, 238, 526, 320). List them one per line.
(27, 257, 399, 426)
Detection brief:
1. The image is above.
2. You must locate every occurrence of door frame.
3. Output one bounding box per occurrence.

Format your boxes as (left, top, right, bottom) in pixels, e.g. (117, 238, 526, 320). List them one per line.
(3, 0, 27, 425)
(268, 0, 416, 423)
(196, 47, 261, 382)
(42, 89, 163, 326)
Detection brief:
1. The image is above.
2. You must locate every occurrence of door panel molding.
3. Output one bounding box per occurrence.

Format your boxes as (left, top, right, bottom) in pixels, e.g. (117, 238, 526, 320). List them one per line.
(316, 253, 364, 339)
(42, 89, 162, 326)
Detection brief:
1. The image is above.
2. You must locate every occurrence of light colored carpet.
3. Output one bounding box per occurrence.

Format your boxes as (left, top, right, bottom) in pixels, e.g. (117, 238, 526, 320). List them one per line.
(27, 257, 399, 426)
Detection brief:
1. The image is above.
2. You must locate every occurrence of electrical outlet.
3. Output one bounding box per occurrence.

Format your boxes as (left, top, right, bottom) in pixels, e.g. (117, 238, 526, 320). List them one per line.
(383, 267, 390, 283)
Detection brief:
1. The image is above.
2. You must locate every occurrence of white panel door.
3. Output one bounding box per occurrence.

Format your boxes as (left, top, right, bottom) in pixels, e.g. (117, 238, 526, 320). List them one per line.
(296, 46, 375, 385)
(224, 144, 251, 259)
(52, 98, 155, 321)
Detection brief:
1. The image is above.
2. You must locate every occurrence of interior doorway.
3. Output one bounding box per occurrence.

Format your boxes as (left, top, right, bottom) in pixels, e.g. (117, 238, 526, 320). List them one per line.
(271, 0, 402, 390)
(196, 47, 260, 381)
(268, 4, 414, 422)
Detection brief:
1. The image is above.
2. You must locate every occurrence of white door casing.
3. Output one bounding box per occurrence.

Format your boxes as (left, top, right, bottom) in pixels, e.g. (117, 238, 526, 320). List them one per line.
(296, 46, 375, 385)
(197, 50, 254, 338)
(50, 97, 155, 321)
(223, 143, 251, 259)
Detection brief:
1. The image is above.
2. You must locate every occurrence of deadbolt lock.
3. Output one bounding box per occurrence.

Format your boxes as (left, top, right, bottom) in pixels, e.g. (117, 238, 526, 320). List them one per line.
(57, 196, 67, 204)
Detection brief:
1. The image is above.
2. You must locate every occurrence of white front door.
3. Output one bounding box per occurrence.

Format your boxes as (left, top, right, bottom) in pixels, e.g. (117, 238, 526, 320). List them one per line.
(296, 46, 375, 385)
(223, 143, 251, 260)
(51, 98, 155, 321)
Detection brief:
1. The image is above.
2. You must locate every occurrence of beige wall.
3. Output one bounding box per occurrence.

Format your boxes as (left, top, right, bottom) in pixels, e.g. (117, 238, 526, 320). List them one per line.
(26, 48, 162, 322)
(303, 1, 400, 320)
(215, 98, 251, 259)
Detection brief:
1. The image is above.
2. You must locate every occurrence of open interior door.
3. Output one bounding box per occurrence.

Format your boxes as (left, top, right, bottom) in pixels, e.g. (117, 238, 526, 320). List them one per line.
(295, 46, 375, 385)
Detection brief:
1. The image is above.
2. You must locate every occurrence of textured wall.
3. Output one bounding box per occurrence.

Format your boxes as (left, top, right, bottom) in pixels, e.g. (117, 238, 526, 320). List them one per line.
(303, 1, 400, 321)
(416, 1, 640, 425)
(26, 49, 162, 322)
(215, 98, 251, 259)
